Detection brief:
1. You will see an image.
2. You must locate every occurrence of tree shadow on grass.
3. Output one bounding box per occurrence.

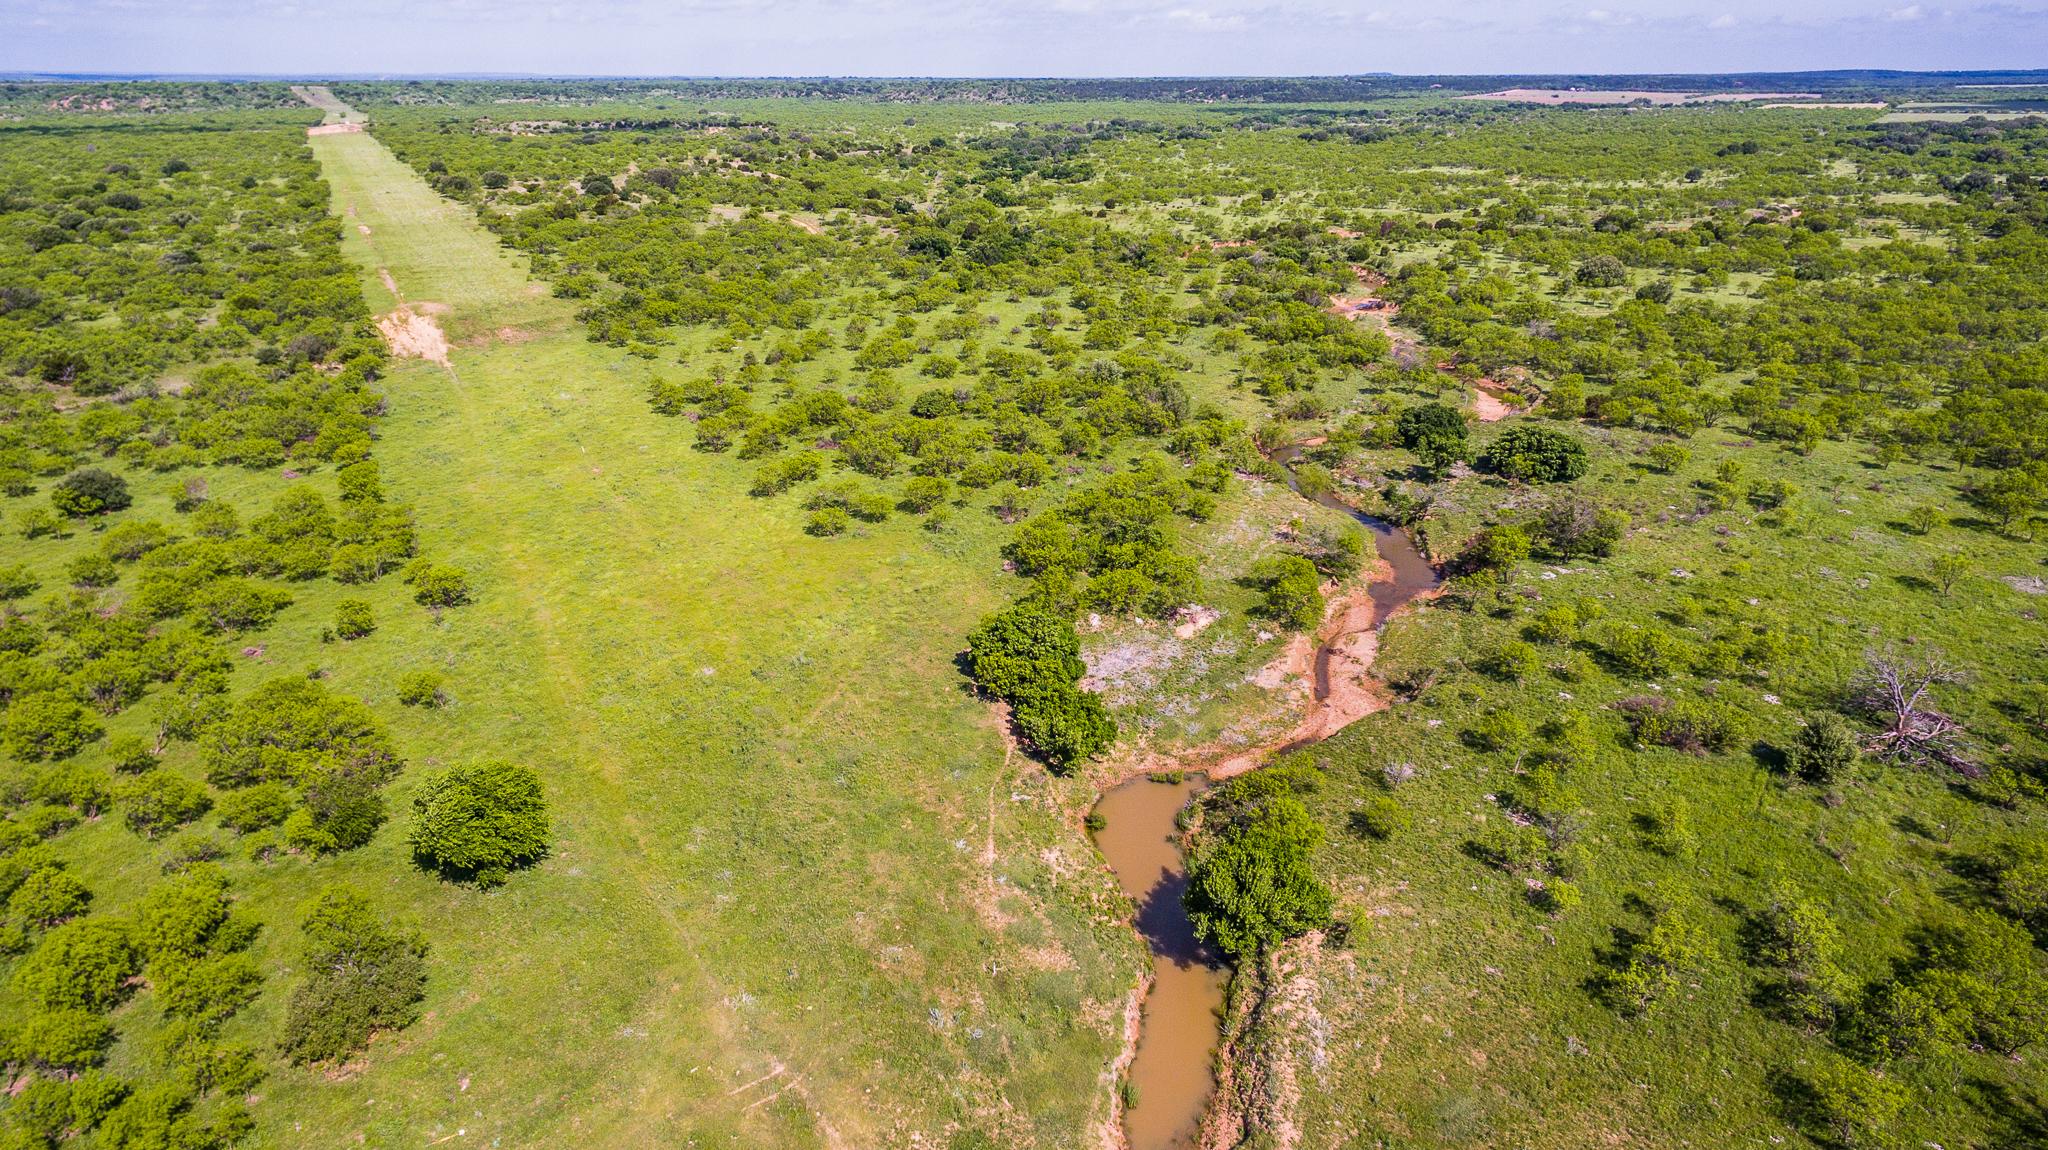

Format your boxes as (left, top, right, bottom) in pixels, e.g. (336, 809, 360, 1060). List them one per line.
(1763, 1067, 1844, 1150)
(1749, 738, 1789, 775)
(1962, 1075, 2048, 1149)
(1891, 812, 1946, 842)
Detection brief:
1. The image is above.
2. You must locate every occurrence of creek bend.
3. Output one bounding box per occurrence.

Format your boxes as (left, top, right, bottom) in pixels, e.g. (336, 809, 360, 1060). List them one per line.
(1091, 451, 1440, 1150)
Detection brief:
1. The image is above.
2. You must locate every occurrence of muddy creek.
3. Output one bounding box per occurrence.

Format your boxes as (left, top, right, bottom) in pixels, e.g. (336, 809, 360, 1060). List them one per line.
(1092, 451, 1440, 1150)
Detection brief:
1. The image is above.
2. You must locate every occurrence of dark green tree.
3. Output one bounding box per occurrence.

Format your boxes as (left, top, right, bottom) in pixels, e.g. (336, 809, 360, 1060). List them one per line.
(408, 761, 551, 886)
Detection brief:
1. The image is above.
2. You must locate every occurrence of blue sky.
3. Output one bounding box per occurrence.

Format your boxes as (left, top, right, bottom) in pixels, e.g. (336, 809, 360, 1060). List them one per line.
(4, 0, 2044, 76)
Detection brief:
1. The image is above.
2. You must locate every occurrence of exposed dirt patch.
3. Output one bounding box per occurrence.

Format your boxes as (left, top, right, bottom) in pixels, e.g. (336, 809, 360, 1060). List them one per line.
(1471, 385, 1516, 423)
(1133, 554, 1442, 783)
(1332, 293, 1424, 368)
(1094, 989, 1144, 1150)
(357, 224, 372, 237)
(378, 269, 399, 296)
(1172, 605, 1222, 640)
(377, 306, 451, 367)
(1201, 935, 1327, 1150)
(306, 122, 364, 137)
(1248, 632, 1316, 694)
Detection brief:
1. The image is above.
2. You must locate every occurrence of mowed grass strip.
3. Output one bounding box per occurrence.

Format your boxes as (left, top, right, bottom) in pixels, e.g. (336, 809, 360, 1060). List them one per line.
(261, 124, 1138, 1148)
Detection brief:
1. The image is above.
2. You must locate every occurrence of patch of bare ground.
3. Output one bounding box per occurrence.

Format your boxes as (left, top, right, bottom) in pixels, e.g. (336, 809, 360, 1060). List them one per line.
(376, 305, 451, 367)
(1093, 989, 1144, 1150)
(1202, 932, 1331, 1150)
(1123, 552, 1443, 784)
(305, 122, 364, 137)
(1471, 382, 1516, 423)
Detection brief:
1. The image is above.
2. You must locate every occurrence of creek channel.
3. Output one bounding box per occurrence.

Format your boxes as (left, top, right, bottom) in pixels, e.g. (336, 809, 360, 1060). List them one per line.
(1091, 446, 1440, 1150)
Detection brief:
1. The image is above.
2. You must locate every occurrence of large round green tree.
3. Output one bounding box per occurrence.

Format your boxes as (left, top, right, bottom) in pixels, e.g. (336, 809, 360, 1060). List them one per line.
(407, 762, 550, 887)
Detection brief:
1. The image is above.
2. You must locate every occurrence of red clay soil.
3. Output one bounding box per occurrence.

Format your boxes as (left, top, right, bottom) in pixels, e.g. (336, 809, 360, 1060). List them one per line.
(1126, 556, 1441, 784)
(1470, 382, 1516, 422)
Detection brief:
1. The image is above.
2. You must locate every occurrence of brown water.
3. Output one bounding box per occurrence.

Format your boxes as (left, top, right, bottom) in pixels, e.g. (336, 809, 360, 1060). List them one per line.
(1091, 448, 1440, 1150)
(1092, 774, 1223, 1150)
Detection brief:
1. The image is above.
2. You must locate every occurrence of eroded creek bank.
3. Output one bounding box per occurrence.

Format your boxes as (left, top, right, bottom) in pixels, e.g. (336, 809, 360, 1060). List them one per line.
(1092, 449, 1441, 1150)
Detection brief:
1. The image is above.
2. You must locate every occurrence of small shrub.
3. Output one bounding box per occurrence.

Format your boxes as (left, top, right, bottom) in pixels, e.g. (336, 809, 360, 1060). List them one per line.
(1802, 1058, 1907, 1147)
(1641, 799, 1699, 857)
(1791, 712, 1859, 784)
(1646, 443, 1690, 474)
(279, 889, 428, 1065)
(1354, 795, 1410, 840)
(7, 867, 91, 926)
(3, 695, 104, 762)
(17, 507, 61, 539)
(66, 553, 119, 588)
(15, 1008, 115, 1070)
(901, 475, 950, 513)
(1538, 496, 1629, 560)
(1538, 879, 1582, 915)
(407, 563, 471, 608)
(1526, 603, 1580, 645)
(1247, 554, 1323, 632)
(0, 563, 40, 602)
(806, 506, 851, 536)
(190, 577, 293, 633)
(1486, 426, 1589, 483)
(102, 734, 156, 774)
(51, 469, 130, 518)
(1465, 524, 1531, 571)
(1575, 254, 1628, 287)
(1620, 696, 1747, 755)
(333, 599, 376, 640)
(1600, 905, 1707, 1015)
(119, 771, 213, 839)
(395, 670, 446, 708)
(12, 920, 139, 1012)
(750, 452, 823, 497)
(215, 782, 295, 834)
(1604, 626, 1683, 678)
(301, 771, 386, 852)
(1488, 640, 1543, 683)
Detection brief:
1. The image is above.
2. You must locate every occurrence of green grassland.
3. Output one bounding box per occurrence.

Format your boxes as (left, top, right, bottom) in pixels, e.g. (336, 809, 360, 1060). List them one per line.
(1221, 415, 2048, 1149)
(275, 120, 1144, 1148)
(1, 79, 2044, 1150)
(0, 107, 1151, 1149)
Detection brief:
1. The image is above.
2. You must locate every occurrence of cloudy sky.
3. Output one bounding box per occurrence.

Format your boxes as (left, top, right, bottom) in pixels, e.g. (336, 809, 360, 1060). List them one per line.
(3, 0, 2044, 76)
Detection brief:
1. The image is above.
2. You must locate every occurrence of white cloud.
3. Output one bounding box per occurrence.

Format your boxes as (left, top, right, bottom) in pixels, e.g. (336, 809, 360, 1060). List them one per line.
(1886, 3, 1924, 18)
